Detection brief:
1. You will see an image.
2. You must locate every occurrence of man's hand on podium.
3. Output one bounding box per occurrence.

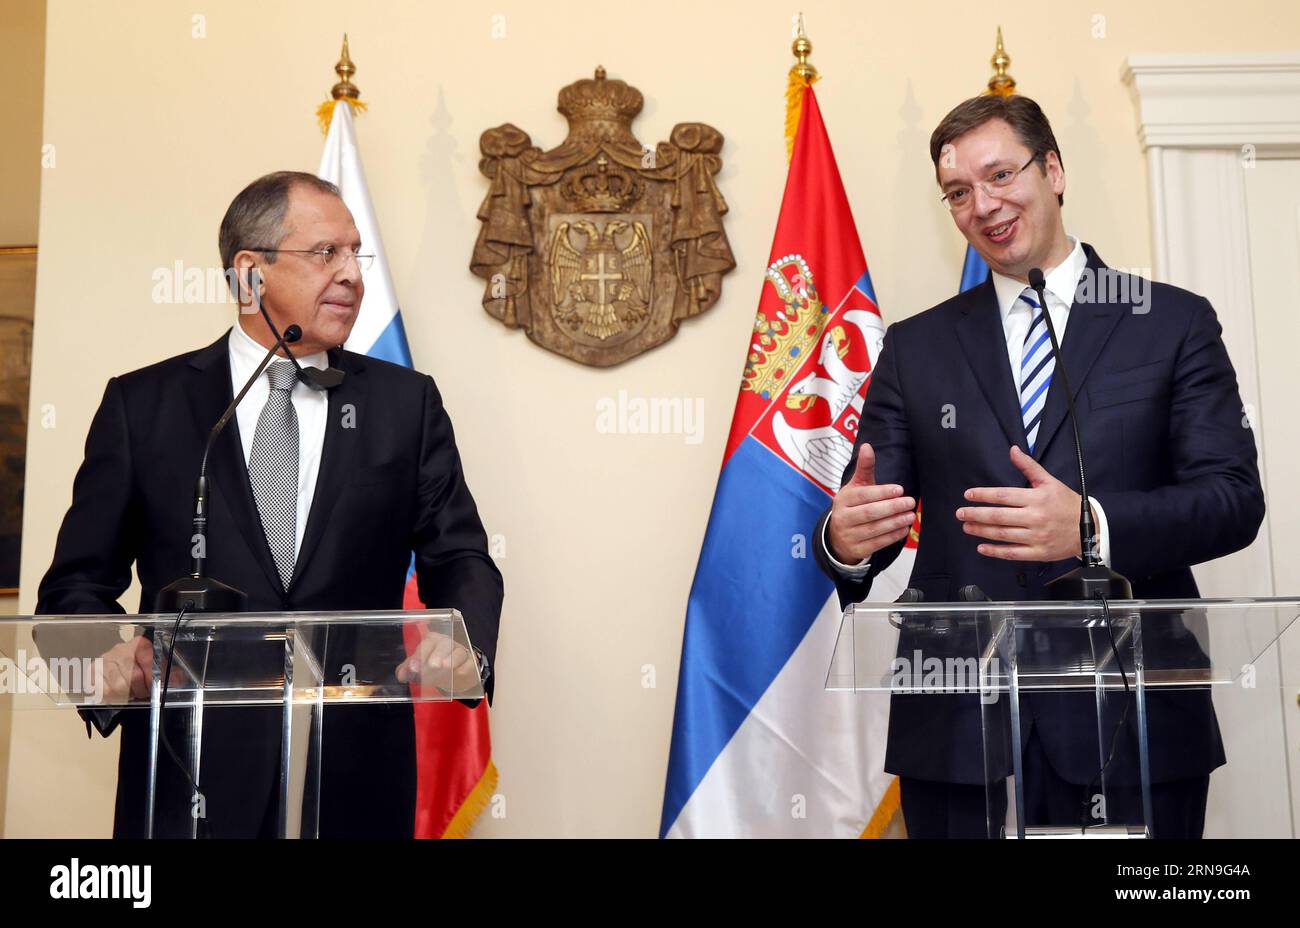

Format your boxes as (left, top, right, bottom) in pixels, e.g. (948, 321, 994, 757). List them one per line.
(90, 636, 153, 705)
(395, 627, 481, 696)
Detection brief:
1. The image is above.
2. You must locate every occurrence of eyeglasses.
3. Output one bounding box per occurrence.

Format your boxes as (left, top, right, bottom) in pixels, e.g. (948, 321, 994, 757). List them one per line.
(940, 155, 1039, 212)
(244, 245, 375, 271)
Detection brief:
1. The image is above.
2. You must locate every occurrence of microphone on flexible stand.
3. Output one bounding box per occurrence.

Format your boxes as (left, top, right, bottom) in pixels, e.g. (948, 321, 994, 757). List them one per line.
(153, 323, 305, 613)
(256, 304, 346, 391)
(1026, 267, 1131, 601)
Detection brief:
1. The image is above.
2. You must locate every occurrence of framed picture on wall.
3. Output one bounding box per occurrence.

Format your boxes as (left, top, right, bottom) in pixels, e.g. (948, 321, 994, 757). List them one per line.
(0, 245, 36, 593)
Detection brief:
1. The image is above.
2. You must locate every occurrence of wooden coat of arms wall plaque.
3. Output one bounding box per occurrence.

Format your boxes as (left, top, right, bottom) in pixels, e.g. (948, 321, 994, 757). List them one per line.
(470, 67, 736, 366)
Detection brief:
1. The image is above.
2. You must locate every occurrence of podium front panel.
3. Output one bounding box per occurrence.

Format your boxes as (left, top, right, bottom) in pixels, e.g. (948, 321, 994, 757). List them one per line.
(0, 610, 483, 837)
(825, 597, 1299, 838)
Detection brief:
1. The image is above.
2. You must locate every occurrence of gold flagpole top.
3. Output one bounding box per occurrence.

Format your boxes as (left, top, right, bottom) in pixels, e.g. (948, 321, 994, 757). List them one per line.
(987, 26, 1015, 96)
(790, 13, 817, 82)
(331, 33, 360, 101)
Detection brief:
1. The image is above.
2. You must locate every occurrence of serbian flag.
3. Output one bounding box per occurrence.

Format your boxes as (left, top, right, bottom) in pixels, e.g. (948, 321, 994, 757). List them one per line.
(318, 98, 496, 838)
(660, 82, 915, 837)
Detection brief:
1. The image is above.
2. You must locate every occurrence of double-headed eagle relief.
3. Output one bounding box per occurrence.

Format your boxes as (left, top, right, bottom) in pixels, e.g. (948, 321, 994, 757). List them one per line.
(470, 68, 736, 366)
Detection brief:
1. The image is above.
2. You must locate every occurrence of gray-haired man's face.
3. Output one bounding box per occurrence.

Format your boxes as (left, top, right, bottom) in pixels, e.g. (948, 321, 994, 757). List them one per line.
(238, 185, 364, 355)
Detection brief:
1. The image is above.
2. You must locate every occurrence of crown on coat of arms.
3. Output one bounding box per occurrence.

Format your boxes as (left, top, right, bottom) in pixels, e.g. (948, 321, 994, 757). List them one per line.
(560, 154, 642, 212)
(742, 255, 828, 399)
(558, 66, 644, 125)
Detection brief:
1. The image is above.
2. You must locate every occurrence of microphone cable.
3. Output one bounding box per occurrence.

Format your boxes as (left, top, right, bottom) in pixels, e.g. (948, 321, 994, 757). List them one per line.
(1078, 591, 1135, 833)
(154, 602, 213, 839)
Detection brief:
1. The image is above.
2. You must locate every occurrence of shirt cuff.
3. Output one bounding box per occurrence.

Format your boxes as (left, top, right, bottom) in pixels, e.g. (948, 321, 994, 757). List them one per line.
(821, 517, 872, 578)
(1087, 495, 1111, 566)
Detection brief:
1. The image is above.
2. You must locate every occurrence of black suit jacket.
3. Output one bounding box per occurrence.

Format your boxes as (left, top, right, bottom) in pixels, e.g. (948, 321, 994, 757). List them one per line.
(814, 245, 1264, 786)
(35, 331, 503, 837)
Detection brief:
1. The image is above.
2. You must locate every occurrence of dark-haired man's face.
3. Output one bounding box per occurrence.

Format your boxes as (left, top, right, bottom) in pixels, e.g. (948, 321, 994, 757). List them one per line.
(937, 117, 1069, 281)
(237, 184, 364, 355)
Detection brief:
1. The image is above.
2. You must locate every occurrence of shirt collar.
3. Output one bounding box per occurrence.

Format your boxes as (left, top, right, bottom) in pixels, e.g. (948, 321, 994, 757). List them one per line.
(989, 235, 1087, 322)
(227, 318, 330, 385)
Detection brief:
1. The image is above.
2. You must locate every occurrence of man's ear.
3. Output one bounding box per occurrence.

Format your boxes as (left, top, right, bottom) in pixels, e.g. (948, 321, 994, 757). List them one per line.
(1045, 151, 1066, 198)
(232, 253, 263, 314)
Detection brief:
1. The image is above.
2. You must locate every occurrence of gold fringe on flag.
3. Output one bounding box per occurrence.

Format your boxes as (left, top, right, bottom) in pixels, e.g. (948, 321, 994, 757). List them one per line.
(860, 776, 902, 838)
(785, 70, 819, 164)
(441, 759, 500, 838)
(316, 96, 368, 135)
(785, 15, 820, 163)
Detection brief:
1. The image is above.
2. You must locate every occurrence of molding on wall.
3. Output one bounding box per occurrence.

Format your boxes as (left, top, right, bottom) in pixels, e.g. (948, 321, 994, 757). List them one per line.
(1123, 52, 1294, 599)
(1122, 51, 1300, 150)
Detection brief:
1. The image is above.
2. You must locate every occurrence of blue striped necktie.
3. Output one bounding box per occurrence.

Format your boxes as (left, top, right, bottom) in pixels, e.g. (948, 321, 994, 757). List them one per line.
(1018, 288, 1055, 453)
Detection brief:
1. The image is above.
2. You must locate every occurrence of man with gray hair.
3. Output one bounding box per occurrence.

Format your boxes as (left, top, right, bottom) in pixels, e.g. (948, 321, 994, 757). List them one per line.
(36, 171, 502, 838)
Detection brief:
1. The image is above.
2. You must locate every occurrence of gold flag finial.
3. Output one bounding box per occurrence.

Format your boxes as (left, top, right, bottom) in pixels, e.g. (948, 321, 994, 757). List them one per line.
(317, 33, 368, 134)
(987, 26, 1016, 96)
(332, 33, 360, 101)
(785, 13, 820, 162)
(790, 13, 817, 83)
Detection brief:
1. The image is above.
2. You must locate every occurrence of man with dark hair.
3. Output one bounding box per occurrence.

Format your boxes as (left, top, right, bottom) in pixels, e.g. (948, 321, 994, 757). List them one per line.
(928, 95, 1065, 206)
(814, 96, 1263, 837)
(37, 171, 502, 837)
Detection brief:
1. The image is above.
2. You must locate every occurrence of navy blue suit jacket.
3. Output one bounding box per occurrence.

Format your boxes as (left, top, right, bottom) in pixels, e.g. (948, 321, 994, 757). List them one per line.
(814, 245, 1264, 785)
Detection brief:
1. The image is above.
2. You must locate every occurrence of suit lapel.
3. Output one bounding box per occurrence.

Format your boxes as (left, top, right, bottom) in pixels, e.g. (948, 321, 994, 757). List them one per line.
(1031, 246, 1127, 462)
(185, 331, 284, 595)
(953, 281, 1026, 450)
(289, 350, 369, 590)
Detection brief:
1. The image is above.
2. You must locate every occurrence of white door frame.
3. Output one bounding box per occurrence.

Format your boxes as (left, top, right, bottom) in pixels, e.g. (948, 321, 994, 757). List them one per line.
(1123, 51, 1300, 836)
(1123, 51, 1300, 598)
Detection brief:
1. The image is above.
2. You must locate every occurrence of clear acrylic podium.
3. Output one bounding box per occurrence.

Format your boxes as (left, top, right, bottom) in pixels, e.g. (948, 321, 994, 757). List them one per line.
(0, 610, 483, 838)
(827, 597, 1300, 838)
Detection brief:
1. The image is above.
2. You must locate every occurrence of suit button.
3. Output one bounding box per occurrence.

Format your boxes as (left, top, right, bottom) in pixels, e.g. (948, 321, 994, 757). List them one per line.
(1016, 570, 1027, 587)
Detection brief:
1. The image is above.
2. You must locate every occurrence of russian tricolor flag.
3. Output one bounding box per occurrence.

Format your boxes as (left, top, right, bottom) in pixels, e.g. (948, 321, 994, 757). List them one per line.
(318, 99, 496, 838)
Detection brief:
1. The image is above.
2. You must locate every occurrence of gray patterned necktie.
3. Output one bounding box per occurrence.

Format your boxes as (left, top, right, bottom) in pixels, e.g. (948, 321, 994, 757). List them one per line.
(248, 360, 300, 589)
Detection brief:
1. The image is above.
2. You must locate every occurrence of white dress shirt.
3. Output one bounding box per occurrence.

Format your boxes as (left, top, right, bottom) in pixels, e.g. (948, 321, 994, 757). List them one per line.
(227, 321, 330, 559)
(824, 235, 1110, 576)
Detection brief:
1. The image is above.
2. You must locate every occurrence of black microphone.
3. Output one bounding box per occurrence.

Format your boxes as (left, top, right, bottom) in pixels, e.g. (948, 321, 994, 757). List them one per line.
(887, 588, 925, 630)
(1026, 267, 1131, 601)
(153, 323, 304, 613)
(257, 304, 346, 391)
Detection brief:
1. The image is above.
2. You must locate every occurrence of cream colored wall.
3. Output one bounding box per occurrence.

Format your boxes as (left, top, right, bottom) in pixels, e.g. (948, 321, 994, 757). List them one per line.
(7, 0, 1299, 837)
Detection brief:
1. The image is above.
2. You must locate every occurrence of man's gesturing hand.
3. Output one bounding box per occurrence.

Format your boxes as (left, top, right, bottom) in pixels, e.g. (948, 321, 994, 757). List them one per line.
(958, 445, 1092, 562)
(826, 443, 916, 565)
